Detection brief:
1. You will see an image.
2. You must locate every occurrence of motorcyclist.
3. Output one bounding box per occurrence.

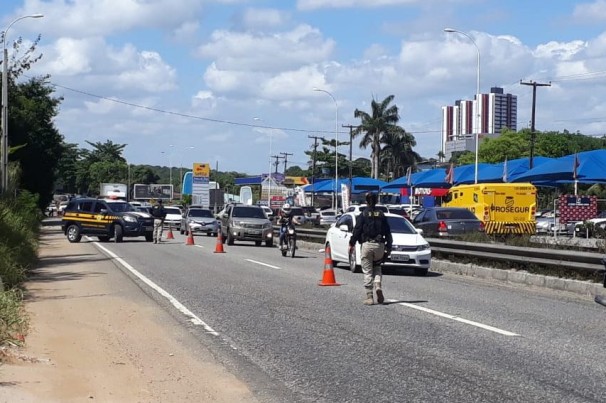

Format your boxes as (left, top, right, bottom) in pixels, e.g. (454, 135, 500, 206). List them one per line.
(278, 203, 301, 250)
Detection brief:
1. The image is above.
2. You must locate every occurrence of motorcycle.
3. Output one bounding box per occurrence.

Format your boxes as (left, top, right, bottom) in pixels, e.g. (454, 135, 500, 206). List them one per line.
(280, 224, 296, 258)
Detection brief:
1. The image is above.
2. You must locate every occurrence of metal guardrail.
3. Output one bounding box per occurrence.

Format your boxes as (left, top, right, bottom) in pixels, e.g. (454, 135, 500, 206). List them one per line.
(281, 226, 606, 276)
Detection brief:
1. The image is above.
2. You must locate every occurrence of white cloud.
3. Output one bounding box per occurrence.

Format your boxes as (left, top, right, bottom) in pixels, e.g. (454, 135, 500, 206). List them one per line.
(297, 0, 423, 11)
(573, 0, 606, 22)
(238, 8, 290, 30)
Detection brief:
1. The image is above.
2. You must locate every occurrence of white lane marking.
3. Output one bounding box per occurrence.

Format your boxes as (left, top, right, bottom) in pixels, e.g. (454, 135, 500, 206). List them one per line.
(94, 243, 219, 336)
(387, 299, 520, 337)
(195, 244, 204, 248)
(245, 259, 281, 270)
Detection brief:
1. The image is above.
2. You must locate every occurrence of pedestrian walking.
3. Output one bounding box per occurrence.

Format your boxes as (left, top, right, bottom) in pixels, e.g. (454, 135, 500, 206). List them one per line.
(349, 192, 393, 305)
(151, 199, 167, 244)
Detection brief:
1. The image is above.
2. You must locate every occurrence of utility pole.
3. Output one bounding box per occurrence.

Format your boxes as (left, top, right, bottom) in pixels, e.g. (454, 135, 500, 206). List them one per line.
(271, 155, 283, 175)
(308, 135, 321, 207)
(342, 124, 355, 199)
(520, 80, 551, 169)
(280, 152, 293, 175)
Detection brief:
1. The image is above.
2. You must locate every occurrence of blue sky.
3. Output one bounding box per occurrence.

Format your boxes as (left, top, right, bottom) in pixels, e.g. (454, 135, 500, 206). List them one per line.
(4, 0, 606, 176)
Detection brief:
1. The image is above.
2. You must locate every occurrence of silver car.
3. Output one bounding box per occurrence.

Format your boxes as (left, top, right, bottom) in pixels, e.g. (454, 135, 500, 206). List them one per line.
(181, 208, 219, 237)
(220, 204, 274, 247)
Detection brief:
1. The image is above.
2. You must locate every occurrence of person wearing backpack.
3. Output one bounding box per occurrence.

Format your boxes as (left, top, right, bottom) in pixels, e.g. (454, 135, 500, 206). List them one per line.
(349, 192, 393, 305)
(150, 199, 167, 244)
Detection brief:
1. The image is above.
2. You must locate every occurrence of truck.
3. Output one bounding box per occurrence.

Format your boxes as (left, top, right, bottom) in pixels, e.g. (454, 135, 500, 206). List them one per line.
(100, 183, 128, 200)
(442, 182, 537, 234)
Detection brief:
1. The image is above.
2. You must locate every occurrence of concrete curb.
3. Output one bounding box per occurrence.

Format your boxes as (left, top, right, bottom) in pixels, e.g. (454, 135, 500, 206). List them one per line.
(297, 240, 605, 298)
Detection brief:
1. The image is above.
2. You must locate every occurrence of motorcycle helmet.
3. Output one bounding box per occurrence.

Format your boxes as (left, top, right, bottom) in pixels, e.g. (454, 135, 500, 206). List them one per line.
(282, 203, 292, 214)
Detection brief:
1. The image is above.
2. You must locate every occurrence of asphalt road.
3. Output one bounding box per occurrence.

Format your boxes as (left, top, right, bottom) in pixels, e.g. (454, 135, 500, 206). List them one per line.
(79, 229, 606, 403)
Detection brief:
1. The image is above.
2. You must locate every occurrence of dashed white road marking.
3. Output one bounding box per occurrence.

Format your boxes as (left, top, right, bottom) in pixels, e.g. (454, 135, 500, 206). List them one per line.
(94, 242, 219, 336)
(245, 259, 281, 270)
(387, 299, 520, 337)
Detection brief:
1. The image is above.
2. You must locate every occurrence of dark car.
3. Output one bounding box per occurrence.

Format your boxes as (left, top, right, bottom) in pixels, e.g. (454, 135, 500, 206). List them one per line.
(412, 207, 484, 237)
(61, 198, 154, 243)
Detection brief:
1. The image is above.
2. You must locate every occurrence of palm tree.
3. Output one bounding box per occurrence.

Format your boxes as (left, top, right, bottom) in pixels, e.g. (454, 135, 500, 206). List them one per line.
(381, 127, 421, 179)
(353, 95, 402, 179)
(437, 150, 446, 163)
(85, 140, 127, 164)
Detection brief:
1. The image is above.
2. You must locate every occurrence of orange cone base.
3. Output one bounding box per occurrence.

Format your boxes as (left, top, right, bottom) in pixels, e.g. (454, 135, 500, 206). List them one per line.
(214, 234, 226, 253)
(318, 270, 341, 286)
(186, 235, 195, 245)
(166, 228, 175, 239)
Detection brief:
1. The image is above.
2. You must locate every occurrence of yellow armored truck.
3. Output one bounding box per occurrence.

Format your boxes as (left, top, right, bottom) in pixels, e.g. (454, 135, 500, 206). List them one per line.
(443, 183, 536, 234)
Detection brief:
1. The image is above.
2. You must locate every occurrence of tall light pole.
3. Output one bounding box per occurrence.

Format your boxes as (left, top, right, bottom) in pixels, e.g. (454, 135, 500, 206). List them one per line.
(254, 117, 273, 209)
(444, 28, 480, 184)
(313, 87, 338, 210)
(1, 13, 44, 192)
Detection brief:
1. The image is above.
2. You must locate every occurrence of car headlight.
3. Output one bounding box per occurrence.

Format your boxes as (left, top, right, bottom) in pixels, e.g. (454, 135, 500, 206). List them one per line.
(416, 243, 431, 251)
(263, 222, 272, 229)
(124, 215, 137, 223)
(233, 220, 243, 226)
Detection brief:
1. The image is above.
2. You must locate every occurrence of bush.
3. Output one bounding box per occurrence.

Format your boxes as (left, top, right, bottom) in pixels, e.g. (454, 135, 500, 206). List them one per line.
(0, 289, 29, 346)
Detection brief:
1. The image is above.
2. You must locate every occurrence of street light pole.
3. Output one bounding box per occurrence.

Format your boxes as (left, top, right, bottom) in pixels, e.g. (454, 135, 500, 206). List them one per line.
(179, 146, 194, 197)
(1, 13, 43, 192)
(254, 117, 273, 209)
(444, 28, 480, 184)
(313, 88, 338, 211)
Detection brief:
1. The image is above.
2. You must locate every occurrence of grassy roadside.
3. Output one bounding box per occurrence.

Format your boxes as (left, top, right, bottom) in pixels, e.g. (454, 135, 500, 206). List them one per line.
(0, 191, 42, 350)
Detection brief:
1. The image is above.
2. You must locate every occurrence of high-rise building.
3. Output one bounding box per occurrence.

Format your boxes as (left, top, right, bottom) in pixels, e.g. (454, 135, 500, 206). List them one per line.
(441, 87, 517, 161)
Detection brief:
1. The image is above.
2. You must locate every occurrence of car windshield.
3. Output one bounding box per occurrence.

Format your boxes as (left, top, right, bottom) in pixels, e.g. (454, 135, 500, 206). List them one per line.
(189, 209, 213, 218)
(387, 216, 417, 234)
(436, 209, 477, 220)
(291, 208, 304, 215)
(322, 211, 336, 217)
(356, 205, 388, 213)
(233, 207, 266, 219)
(165, 207, 181, 215)
(106, 202, 134, 212)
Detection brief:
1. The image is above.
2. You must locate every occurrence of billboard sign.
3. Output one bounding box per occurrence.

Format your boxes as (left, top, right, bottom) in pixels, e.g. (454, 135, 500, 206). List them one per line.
(133, 184, 173, 200)
(192, 162, 210, 207)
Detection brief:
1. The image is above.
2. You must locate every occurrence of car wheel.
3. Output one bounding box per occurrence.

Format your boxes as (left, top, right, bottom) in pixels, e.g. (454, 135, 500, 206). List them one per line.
(414, 268, 429, 276)
(113, 225, 124, 243)
(66, 224, 82, 243)
(226, 229, 234, 245)
(97, 236, 110, 242)
(349, 249, 360, 273)
(255, 241, 262, 246)
(266, 239, 273, 247)
(180, 228, 184, 235)
(145, 233, 153, 242)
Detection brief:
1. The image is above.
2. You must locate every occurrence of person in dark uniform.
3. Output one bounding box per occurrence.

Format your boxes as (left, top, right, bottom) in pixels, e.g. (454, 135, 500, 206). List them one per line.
(150, 199, 167, 244)
(349, 192, 393, 305)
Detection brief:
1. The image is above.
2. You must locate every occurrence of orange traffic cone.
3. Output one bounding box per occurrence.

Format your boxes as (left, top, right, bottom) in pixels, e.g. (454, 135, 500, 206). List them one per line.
(318, 245, 341, 286)
(213, 231, 226, 253)
(185, 225, 195, 246)
(166, 224, 175, 240)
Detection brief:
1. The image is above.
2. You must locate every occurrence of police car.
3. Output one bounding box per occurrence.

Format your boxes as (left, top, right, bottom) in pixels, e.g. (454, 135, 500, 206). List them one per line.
(61, 198, 154, 243)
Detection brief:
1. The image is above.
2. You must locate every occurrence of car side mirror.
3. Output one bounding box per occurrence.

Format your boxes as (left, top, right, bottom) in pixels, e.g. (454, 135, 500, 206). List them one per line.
(339, 224, 349, 232)
(99, 208, 108, 214)
(416, 228, 423, 235)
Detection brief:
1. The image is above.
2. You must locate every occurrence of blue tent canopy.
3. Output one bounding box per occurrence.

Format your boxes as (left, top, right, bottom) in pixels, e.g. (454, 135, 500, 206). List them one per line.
(307, 177, 387, 193)
(512, 150, 606, 183)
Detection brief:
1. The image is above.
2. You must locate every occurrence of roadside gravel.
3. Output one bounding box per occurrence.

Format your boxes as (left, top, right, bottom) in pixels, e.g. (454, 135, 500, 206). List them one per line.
(0, 224, 258, 403)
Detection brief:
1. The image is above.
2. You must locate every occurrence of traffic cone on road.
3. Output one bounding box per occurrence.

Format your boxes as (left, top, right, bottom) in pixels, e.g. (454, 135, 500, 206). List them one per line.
(166, 225, 175, 240)
(185, 225, 195, 246)
(214, 231, 226, 253)
(318, 245, 340, 286)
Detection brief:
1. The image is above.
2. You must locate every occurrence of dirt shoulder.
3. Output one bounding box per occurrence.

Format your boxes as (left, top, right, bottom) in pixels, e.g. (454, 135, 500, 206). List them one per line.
(0, 224, 258, 403)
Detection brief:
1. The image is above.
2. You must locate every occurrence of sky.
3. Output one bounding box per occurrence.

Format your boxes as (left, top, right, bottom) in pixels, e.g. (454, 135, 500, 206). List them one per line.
(3, 0, 606, 177)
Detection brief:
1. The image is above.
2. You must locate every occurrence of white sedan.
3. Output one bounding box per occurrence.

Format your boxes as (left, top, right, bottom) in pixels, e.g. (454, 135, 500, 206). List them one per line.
(325, 212, 432, 276)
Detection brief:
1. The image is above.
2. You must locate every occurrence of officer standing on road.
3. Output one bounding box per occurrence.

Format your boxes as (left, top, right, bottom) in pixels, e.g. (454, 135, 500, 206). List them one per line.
(349, 192, 393, 305)
(151, 199, 167, 244)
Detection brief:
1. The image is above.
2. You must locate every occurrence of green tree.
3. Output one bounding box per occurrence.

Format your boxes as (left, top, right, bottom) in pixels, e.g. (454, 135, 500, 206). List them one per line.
(380, 127, 421, 179)
(9, 77, 63, 209)
(353, 95, 404, 179)
(85, 140, 127, 163)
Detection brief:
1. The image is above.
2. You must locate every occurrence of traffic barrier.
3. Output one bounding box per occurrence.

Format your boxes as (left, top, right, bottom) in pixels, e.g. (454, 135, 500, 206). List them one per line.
(318, 245, 340, 286)
(214, 231, 226, 253)
(166, 225, 175, 240)
(185, 225, 195, 246)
